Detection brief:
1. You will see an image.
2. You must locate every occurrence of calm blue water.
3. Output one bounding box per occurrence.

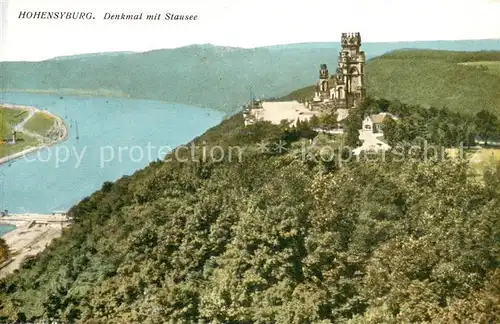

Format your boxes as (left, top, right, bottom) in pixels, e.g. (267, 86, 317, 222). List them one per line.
(0, 224, 15, 236)
(0, 92, 224, 227)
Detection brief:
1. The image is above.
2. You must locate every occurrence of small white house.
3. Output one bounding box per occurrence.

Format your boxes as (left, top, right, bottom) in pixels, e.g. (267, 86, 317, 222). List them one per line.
(362, 112, 398, 134)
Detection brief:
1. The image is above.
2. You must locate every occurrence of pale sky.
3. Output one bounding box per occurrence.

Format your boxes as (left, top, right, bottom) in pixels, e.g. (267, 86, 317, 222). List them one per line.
(1, 0, 499, 61)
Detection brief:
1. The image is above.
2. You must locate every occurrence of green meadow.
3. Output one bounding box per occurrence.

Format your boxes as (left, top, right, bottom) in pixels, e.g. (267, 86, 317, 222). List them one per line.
(24, 111, 55, 136)
(0, 106, 54, 159)
(458, 60, 500, 77)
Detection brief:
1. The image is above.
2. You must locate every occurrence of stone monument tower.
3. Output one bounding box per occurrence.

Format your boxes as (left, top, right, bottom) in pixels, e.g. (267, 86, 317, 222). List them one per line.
(309, 32, 366, 110)
(337, 32, 366, 106)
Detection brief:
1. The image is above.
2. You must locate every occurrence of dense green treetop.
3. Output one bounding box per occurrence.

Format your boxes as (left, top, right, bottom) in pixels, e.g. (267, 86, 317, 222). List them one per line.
(1, 99, 499, 322)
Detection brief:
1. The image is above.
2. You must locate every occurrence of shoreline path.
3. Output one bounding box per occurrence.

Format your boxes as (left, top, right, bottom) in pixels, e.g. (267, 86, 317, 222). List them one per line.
(0, 213, 71, 278)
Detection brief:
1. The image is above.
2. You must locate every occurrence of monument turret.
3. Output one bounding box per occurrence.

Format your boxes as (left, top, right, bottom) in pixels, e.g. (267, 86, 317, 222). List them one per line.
(317, 64, 330, 101)
(319, 64, 329, 79)
(310, 32, 366, 110)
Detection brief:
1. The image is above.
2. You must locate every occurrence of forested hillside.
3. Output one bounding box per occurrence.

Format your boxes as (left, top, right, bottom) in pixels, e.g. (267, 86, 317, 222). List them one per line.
(0, 239, 8, 264)
(366, 50, 500, 115)
(1, 102, 499, 322)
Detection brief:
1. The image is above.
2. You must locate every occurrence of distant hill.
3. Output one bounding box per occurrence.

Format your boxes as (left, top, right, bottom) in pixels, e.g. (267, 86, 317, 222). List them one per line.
(281, 48, 500, 116)
(1, 39, 499, 113)
(265, 38, 500, 52)
(50, 51, 137, 61)
(366, 50, 500, 115)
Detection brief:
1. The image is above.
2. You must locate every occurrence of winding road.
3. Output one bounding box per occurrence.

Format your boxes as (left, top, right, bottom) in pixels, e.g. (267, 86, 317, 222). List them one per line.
(12, 106, 43, 141)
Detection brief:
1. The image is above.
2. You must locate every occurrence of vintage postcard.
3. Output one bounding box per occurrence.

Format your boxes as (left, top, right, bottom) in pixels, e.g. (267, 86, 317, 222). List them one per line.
(1, 0, 500, 322)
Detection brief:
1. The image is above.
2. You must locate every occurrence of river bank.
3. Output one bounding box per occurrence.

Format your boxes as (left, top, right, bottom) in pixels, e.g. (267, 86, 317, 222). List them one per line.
(0, 103, 68, 166)
(0, 213, 71, 278)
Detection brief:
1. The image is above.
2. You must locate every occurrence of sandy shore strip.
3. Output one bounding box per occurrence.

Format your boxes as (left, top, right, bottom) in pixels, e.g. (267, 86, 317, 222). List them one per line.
(0, 103, 69, 166)
(0, 213, 71, 278)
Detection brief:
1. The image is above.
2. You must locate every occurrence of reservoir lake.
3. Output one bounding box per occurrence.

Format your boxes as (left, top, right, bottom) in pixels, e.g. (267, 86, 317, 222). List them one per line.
(0, 92, 225, 235)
